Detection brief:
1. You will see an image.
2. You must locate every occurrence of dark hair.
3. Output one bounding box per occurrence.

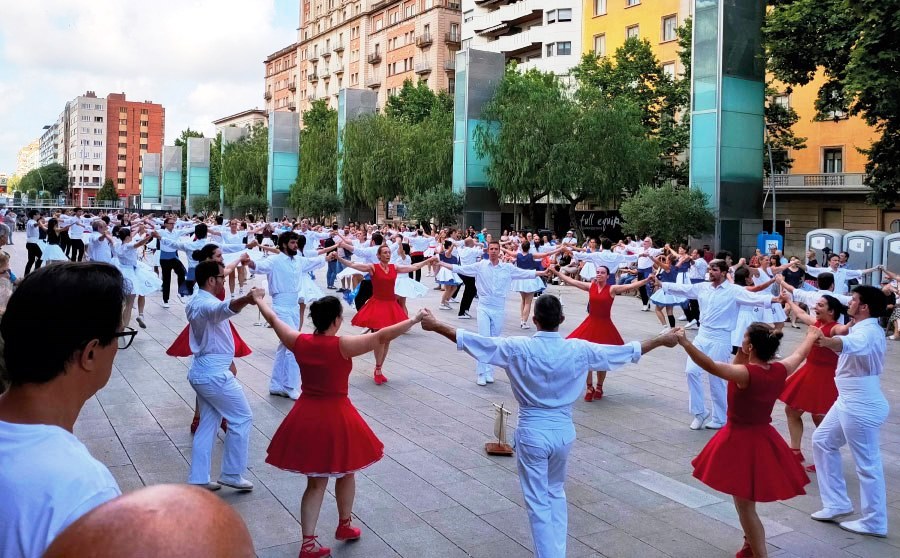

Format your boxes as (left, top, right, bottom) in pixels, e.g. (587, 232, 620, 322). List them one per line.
(852, 285, 888, 317)
(816, 272, 835, 292)
(715, 250, 733, 261)
(533, 294, 564, 330)
(192, 243, 220, 262)
(371, 232, 384, 245)
(734, 266, 751, 286)
(820, 294, 847, 323)
(745, 322, 783, 361)
(277, 231, 299, 251)
(47, 218, 60, 245)
(215, 215, 224, 225)
(1, 263, 125, 386)
(601, 238, 612, 250)
(195, 260, 223, 287)
(194, 223, 208, 240)
(521, 241, 531, 253)
(101, 215, 110, 224)
(117, 227, 131, 241)
(296, 234, 307, 253)
(709, 259, 729, 273)
(27, 210, 39, 219)
(489, 240, 501, 247)
(310, 296, 343, 333)
(74, 207, 83, 212)
(596, 265, 610, 275)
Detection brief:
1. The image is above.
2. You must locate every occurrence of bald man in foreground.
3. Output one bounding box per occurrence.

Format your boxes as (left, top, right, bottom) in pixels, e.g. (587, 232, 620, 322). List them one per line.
(43, 484, 254, 558)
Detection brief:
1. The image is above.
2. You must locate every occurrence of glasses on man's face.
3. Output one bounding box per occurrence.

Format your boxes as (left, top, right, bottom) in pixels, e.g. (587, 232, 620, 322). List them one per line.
(114, 327, 138, 350)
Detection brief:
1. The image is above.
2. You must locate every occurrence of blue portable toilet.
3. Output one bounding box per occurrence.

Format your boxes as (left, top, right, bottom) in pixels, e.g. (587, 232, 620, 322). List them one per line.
(844, 230, 888, 285)
(883, 233, 900, 278)
(757, 231, 783, 255)
(806, 229, 847, 264)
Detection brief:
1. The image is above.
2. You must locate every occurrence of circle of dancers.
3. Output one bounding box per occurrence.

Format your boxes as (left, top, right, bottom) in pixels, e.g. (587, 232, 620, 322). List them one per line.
(0, 210, 896, 558)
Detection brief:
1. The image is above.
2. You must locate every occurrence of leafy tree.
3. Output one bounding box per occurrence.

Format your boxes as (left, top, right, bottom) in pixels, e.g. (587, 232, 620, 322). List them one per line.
(292, 100, 338, 211)
(765, 0, 900, 206)
(397, 96, 453, 196)
(291, 188, 343, 222)
(190, 195, 220, 216)
(340, 113, 404, 207)
(174, 128, 205, 202)
(232, 194, 268, 218)
(765, 84, 807, 176)
(96, 178, 119, 202)
(385, 79, 453, 124)
(220, 124, 268, 205)
(619, 184, 715, 243)
(209, 132, 222, 204)
(405, 187, 465, 228)
(474, 67, 574, 227)
(19, 163, 68, 196)
(7, 175, 20, 193)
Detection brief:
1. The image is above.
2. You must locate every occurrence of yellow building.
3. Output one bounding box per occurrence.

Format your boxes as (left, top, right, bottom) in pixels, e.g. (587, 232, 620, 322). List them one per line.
(581, 0, 899, 253)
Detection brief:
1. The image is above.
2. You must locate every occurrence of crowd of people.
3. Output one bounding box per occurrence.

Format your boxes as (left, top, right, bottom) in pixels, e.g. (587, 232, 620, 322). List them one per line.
(0, 210, 895, 558)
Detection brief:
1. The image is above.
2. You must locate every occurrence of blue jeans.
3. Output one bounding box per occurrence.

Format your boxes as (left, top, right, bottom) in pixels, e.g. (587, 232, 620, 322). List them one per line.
(327, 259, 342, 288)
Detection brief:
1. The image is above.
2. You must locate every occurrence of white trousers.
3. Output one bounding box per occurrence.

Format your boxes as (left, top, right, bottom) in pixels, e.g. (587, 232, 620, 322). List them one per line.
(684, 333, 730, 424)
(476, 304, 505, 381)
(813, 379, 889, 533)
(270, 297, 301, 392)
(188, 369, 253, 484)
(515, 425, 576, 558)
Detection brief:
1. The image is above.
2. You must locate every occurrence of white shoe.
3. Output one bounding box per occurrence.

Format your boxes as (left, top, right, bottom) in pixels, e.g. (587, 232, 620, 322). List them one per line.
(520, 322, 530, 329)
(162, 302, 170, 309)
(191, 482, 221, 491)
(685, 320, 698, 330)
(642, 304, 651, 312)
(439, 303, 451, 310)
(476, 376, 487, 386)
(889, 335, 898, 340)
(838, 519, 887, 538)
(448, 298, 458, 304)
(811, 508, 854, 522)
(690, 412, 710, 430)
(458, 312, 472, 320)
(704, 421, 724, 430)
(286, 389, 300, 400)
(676, 315, 688, 321)
(136, 316, 146, 329)
(485, 375, 494, 384)
(218, 476, 254, 491)
(270, 389, 300, 400)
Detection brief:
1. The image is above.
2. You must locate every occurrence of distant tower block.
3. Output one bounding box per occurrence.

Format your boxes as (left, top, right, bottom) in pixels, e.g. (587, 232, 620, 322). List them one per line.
(141, 153, 161, 208)
(220, 127, 249, 217)
(267, 111, 300, 219)
(161, 146, 183, 211)
(452, 49, 505, 235)
(689, 0, 767, 256)
(186, 138, 211, 216)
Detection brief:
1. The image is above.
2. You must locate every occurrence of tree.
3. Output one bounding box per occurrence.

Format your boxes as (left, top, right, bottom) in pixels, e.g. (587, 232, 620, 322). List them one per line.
(619, 184, 715, 243)
(396, 93, 453, 196)
(231, 194, 268, 218)
(96, 178, 119, 202)
(765, 84, 807, 176)
(220, 124, 268, 205)
(405, 187, 465, 228)
(385, 79, 453, 124)
(292, 100, 338, 213)
(474, 67, 574, 227)
(209, 132, 222, 203)
(19, 163, 68, 196)
(173, 128, 205, 202)
(7, 175, 20, 193)
(765, 0, 900, 206)
(190, 195, 220, 216)
(340, 113, 405, 208)
(291, 188, 343, 222)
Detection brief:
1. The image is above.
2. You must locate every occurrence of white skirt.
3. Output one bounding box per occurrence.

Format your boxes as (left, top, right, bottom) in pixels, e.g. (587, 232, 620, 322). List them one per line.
(423, 247, 436, 257)
(145, 249, 161, 268)
(298, 275, 324, 304)
(579, 262, 596, 280)
(336, 264, 366, 280)
(510, 276, 545, 293)
(120, 262, 163, 296)
(38, 241, 68, 262)
(770, 302, 787, 323)
(435, 267, 462, 286)
(732, 305, 758, 347)
(650, 284, 686, 307)
(395, 275, 428, 299)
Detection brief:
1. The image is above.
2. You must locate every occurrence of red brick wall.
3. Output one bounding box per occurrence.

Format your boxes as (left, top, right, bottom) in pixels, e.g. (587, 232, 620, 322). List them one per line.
(105, 93, 165, 198)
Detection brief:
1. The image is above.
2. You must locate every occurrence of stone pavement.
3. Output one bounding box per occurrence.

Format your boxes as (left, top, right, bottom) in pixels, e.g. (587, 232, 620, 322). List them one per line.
(6, 238, 900, 557)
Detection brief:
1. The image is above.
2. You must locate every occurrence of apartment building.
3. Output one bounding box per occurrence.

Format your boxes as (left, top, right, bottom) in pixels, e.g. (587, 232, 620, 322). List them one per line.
(105, 93, 165, 204)
(462, 0, 583, 75)
(263, 0, 462, 125)
(15, 138, 40, 178)
(64, 92, 108, 204)
(213, 109, 268, 134)
(583, 0, 896, 251)
(39, 123, 60, 167)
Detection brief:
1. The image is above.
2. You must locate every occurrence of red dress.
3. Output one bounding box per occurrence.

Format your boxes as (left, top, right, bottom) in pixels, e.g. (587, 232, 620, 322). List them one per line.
(692, 362, 809, 502)
(266, 334, 384, 475)
(351, 263, 408, 330)
(567, 282, 623, 345)
(166, 288, 252, 358)
(779, 321, 839, 415)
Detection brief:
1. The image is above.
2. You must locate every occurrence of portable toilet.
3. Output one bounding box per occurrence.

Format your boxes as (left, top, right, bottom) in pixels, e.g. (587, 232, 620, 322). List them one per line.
(843, 230, 888, 285)
(757, 231, 783, 255)
(882, 233, 900, 279)
(805, 229, 847, 265)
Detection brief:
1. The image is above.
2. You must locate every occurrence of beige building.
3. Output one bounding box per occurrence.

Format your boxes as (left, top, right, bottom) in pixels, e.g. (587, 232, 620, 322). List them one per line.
(15, 138, 40, 178)
(212, 109, 269, 134)
(264, 0, 461, 125)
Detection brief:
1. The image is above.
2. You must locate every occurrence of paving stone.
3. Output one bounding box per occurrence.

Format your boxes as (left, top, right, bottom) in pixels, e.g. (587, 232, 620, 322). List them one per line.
(618, 468, 722, 509)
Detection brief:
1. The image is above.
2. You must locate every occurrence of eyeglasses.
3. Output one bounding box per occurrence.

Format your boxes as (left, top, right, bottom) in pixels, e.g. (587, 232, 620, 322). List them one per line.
(114, 327, 138, 350)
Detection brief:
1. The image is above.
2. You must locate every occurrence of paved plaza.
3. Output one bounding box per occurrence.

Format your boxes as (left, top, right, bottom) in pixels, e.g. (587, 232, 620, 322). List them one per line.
(6, 240, 900, 558)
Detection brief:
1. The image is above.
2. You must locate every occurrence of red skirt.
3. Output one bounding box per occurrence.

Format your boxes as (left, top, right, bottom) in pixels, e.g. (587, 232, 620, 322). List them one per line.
(351, 297, 408, 330)
(166, 322, 252, 358)
(567, 317, 624, 345)
(266, 396, 384, 475)
(692, 423, 809, 502)
(779, 362, 838, 416)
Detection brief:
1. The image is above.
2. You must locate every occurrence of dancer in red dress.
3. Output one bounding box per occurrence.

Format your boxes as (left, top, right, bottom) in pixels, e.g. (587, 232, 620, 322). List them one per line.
(550, 265, 654, 401)
(165, 244, 253, 433)
(254, 293, 426, 558)
(779, 294, 846, 472)
(674, 322, 819, 558)
(336, 246, 435, 384)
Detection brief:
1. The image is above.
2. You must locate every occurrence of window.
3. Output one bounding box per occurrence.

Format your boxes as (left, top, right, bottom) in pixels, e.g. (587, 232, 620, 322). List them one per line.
(94, 140, 103, 146)
(119, 118, 127, 125)
(119, 131, 127, 137)
(823, 148, 843, 174)
(93, 128, 103, 134)
(95, 104, 103, 110)
(81, 115, 91, 121)
(557, 41, 572, 55)
(547, 10, 555, 23)
(118, 154, 126, 160)
(94, 116, 104, 122)
(662, 15, 677, 42)
(593, 34, 606, 56)
(117, 178, 126, 185)
(117, 166, 127, 172)
(546, 43, 554, 57)
(140, 108, 148, 115)
(119, 107, 127, 114)
(463, 9, 473, 22)
(774, 95, 790, 108)
(119, 142, 127, 148)
(626, 25, 640, 39)
(376, 19, 383, 31)
(663, 62, 676, 78)
(627, 0, 640, 6)
(557, 9, 572, 22)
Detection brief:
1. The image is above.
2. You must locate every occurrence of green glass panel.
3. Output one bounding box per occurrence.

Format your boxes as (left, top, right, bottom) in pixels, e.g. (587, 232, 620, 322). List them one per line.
(721, 111, 765, 149)
(722, 77, 764, 115)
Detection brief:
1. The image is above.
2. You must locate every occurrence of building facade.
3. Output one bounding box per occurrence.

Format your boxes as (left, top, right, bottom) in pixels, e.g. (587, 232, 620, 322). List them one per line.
(39, 123, 60, 168)
(462, 0, 583, 75)
(213, 109, 268, 134)
(104, 93, 165, 204)
(264, 43, 299, 113)
(14, 138, 40, 179)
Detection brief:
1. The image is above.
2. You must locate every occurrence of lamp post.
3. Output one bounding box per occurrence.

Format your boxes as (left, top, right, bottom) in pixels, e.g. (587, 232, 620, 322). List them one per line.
(763, 124, 776, 231)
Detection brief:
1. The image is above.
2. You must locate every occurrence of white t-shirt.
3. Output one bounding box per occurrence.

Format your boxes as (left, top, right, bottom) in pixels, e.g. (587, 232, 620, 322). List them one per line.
(0, 421, 121, 558)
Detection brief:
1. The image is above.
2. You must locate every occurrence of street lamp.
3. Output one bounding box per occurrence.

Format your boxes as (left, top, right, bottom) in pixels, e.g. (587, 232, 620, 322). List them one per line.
(763, 124, 776, 232)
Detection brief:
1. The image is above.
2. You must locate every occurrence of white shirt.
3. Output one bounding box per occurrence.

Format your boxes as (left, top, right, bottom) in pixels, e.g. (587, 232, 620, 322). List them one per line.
(561, 236, 578, 246)
(87, 232, 116, 264)
(158, 226, 195, 253)
(451, 260, 536, 309)
(25, 219, 40, 243)
(220, 229, 246, 245)
(834, 317, 885, 378)
(186, 289, 237, 359)
(805, 266, 863, 295)
(662, 281, 772, 337)
(299, 229, 330, 255)
(0, 421, 120, 558)
(67, 217, 89, 242)
(791, 289, 851, 323)
(688, 257, 708, 281)
(410, 235, 432, 253)
(174, 238, 244, 270)
(575, 250, 637, 270)
(253, 253, 321, 295)
(457, 330, 641, 424)
(637, 247, 662, 269)
(458, 246, 482, 266)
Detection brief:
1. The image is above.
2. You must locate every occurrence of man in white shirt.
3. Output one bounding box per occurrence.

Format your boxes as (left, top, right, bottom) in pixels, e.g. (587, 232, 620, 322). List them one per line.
(682, 249, 709, 329)
(455, 238, 483, 319)
(24, 210, 45, 275)
(67, 208, 89, 262)
(560, 231, 578, 248)
(776, 272, 852, 323)
(185, 261, 259, 492)
(421, 297, 678, 558)
(86, 220, 116, 264)
(636, 237, 663, 310)
(811, 286, 890, 537)
(439, 240, 549, 385)
(805, 254, 880, 295)
(0, 263, 124, 558)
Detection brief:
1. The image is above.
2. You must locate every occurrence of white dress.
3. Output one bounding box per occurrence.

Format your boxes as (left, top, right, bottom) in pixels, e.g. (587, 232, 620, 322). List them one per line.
(116, 240, 163, 296)
(38, 240, 68, 262)
(756, 269, 787, 322)
(393, 255, 428, 298)
(297, 256, 326, 304)
(434, 255, 462, 286)
(649, 270, 688, 307)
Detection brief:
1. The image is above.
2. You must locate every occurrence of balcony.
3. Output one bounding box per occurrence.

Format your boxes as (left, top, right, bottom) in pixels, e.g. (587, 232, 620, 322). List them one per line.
(264, 91, 272, 100)
(444, 59, 456, 72)
(308, 92, 317, 102)
(445, 32, 461, 47)
(288, 102, 296, 111)
(288, 81, 296, 91)
(765, 173, 868, 194)
(366, 74, 382, 88)
(333, 64, 344, 75)
(368, 52, 382, 64)
(308, 72, 319, 82)
(416, 33, 433, 48)
(473, 0, 543, 35)
(414, 62, 432, 75)
(445, 0, 462, 9)
(333, 42, 344, 53)
(309, 52, 319, 62)
(322, 51, 331, 59)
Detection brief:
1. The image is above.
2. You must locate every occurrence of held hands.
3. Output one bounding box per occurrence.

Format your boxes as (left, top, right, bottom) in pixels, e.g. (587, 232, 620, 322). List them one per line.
(420, 308, 439, 331)
(658, 327, 681, 347)
(247, 287, 265, 304)
(413, 308, 429, 324)
(670, 327, 688, 346)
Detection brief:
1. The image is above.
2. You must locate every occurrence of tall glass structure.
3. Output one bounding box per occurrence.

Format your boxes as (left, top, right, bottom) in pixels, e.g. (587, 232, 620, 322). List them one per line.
(140, 153, 161, 207)
(267, 111, 300, 219)
(186, 138, 211, 216)
(161, 146, 182, 211)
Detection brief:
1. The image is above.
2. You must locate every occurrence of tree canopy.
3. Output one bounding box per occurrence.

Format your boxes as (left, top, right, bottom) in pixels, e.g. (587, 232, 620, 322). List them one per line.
(291, 100, 340, 220)
(18, 163, 68, 196)
(220, 124, 268, 206)
(96, 178, 118, 202)
(619, 184, 715, 243)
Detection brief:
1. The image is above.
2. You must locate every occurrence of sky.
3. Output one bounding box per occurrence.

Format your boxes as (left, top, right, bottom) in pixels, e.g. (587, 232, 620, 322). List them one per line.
(0, 0, 299, 174)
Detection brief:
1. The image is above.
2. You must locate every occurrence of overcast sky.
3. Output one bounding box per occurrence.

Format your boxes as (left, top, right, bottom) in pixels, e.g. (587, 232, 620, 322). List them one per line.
(0, 0, 298, 174)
